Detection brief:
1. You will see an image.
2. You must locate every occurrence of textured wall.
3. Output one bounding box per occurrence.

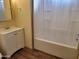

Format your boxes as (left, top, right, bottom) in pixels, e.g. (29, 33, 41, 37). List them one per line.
(11, 0, 33, 49)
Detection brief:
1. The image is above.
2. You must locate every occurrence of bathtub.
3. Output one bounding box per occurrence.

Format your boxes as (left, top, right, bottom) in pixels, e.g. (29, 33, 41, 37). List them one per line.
(34, 38, 78, 59)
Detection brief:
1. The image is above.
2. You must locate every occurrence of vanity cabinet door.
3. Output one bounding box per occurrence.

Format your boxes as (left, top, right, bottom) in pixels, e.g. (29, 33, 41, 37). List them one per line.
(16, 29, 24, 49)
(1, 31, 17, 55)
(0, 29, 24, 56)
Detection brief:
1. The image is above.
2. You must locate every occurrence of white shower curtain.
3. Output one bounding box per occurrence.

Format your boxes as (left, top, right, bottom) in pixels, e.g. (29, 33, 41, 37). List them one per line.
(34, 0, 79, 48)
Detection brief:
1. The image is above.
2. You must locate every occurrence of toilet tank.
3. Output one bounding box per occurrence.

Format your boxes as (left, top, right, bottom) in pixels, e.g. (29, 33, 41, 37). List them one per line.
(0, 27, 25, 57)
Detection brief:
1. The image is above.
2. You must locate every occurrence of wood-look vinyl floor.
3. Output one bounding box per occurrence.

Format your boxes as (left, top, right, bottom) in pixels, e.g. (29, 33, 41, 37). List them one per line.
(10, 48, 62, 59)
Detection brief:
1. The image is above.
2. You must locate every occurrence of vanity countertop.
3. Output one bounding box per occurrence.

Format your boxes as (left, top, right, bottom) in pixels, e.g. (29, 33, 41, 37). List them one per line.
(0, 27, 24, 34)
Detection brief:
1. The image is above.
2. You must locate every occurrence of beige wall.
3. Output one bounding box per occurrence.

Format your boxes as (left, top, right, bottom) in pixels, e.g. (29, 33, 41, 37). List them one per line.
(11, 0, 33, 49)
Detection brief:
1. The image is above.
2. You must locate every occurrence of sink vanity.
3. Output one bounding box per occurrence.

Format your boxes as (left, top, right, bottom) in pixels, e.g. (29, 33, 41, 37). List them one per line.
(0, 27, 25, 57)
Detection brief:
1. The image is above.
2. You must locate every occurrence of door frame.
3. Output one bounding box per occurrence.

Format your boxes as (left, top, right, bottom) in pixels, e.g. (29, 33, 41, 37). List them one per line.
(31, 0, 34, 49)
